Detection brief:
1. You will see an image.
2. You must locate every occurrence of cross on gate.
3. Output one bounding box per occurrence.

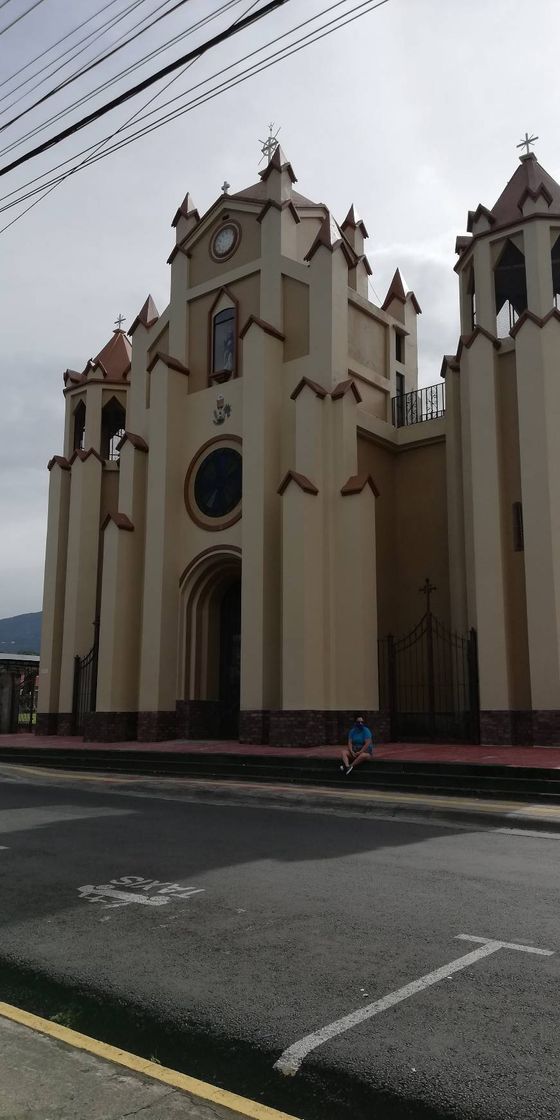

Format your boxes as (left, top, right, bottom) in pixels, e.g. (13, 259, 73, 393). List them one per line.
(114, 313, 125, 329)
(517, 131, 538, 156)
(419, 577, 437, 614)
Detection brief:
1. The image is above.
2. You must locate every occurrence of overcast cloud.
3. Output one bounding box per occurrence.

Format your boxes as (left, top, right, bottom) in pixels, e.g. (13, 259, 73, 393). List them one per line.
(1, 0, 559, 618)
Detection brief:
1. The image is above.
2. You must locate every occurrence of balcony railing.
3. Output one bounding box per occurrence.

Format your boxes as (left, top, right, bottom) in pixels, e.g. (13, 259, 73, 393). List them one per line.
(392, 383, 446, 428)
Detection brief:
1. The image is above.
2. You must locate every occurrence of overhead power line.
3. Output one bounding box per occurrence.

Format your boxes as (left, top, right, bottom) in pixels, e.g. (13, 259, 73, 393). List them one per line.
(0, 0, 249, 157)
(0, 0, 390, 223)
(0, 0, 252, 206)
(0, 0, 124, 91)
(0, 0, 293, 178)
(0, 0, 261, 232)
(0, 0, 191, 128)
(0, 0, 151, 112)
(0, 0, 48, 37)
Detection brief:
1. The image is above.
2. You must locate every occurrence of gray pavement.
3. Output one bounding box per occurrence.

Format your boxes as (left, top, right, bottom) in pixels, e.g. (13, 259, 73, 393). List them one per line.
(0, 1015, 242, 1120)
(0, 765, 559, 1119)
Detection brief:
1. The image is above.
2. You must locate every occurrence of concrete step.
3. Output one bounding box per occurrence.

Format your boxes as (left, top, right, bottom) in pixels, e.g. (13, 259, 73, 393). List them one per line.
(2, 747, 560, 803)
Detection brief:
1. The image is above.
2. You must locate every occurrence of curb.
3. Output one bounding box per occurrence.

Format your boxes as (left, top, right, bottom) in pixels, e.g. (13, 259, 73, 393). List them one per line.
(3, 760, 560, 835)
(0, 999, 302, 1120)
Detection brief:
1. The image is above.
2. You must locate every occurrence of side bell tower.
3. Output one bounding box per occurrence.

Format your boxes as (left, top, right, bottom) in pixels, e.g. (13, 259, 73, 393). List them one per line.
(446, 140, 560, 743)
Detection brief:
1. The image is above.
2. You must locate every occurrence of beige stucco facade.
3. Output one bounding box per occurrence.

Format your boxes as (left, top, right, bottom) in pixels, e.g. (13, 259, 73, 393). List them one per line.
(37, 147, 560, 746)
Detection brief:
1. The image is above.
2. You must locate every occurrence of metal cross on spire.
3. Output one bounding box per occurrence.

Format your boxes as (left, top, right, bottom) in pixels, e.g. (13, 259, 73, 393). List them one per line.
(419, 577, 437, 614)
(221, 180, 230, 194)
(517, 131, 538, 157)
(258, 122, 280, 165)
(114, 313, 125, 330)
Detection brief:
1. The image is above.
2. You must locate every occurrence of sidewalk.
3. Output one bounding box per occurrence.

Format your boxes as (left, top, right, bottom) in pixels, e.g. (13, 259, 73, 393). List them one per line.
(0, 1006, 297, 1120)
(3, 733, 560, 769)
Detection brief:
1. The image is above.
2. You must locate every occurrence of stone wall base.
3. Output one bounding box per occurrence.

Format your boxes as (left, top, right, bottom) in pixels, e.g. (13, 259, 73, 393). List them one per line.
(56, 712, 74, 736)
(137, 711, 177, 742)
(239, 710, 271, 744)
(480, 710, 560, 746)
(35, 713, 60, 735)
(176, 700, 222, 740)
(84, 711, 138, 742)
(266, 709, 388, 748)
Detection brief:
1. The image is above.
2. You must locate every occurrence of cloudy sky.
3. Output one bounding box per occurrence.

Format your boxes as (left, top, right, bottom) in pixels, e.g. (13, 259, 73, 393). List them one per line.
(0, 0, 558, 619)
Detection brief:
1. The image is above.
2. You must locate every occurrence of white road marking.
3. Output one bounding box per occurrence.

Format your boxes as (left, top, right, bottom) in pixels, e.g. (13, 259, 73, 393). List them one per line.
(495, 827, 560, 840)
(77, 876, 205, 911)
(0, 846, 7, 850)
(274, 934, 554, 1076)
(0, 805, 133, 835)
(78, 885, 169, 907)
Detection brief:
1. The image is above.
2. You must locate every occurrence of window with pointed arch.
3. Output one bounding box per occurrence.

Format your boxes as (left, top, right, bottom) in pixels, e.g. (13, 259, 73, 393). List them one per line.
(211, 306, 236, 382)
(494, 238, 527, 337)
(73, 399, 86, 451)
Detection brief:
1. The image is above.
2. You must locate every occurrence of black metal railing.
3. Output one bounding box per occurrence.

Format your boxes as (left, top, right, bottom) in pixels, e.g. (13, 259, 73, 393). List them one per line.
(71, 619, 99, 734)
(392, 383, 445, 428)
(378, 612, 479, 743)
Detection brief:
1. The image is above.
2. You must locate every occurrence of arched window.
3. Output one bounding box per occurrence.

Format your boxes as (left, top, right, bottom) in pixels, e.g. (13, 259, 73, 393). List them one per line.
(212, 307, 236, 379)
(551, 234, 560, 309)
(101, 397, 126, 461)
(494, 239, 527, 336)
(73, 400, 86, 451)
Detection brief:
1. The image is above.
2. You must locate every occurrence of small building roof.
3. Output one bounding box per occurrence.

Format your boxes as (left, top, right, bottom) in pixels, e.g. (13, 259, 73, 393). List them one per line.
(93, 329, 131, 379)
(489, 152, 560, 226)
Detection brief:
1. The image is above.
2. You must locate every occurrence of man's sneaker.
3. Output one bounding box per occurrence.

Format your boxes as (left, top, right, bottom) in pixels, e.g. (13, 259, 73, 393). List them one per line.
(339, 764, 346, 773)
(346, 765, 354, 775)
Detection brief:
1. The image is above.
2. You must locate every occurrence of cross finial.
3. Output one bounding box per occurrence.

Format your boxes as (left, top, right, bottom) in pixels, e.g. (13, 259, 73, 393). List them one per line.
(258, 122, 280, 165)
(517, 131, 538, 157)
(114, 313, 125, 330)
(419, 577, 437, 614)
(221, 180, 230, 194)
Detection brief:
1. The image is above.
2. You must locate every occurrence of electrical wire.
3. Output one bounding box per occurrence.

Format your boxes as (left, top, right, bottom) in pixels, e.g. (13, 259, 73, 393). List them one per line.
(0, 0, 292, 177)
(0, 0, 124, 92)
(0, 0, 153, 112)
(0, 0, 48, 37)
(0, 0, 252, 199)
(0, 0, 243, 156)
(0, 0, 197, 129)
(0, 0, 390, 232)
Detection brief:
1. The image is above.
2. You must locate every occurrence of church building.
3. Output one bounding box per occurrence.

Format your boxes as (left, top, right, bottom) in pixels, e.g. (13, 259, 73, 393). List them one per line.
(37, 142, 560, 746)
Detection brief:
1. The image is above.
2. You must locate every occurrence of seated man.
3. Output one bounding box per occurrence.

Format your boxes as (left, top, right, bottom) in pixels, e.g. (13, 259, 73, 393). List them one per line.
(340, 715, 374, 775)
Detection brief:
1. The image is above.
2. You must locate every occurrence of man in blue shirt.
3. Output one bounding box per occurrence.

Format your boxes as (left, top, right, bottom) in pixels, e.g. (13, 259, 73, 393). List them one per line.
(340, 715, 374, 775)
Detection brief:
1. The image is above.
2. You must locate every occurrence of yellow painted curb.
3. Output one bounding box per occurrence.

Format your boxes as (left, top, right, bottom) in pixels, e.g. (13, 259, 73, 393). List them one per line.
(0, 1000, 301, 1120)
(3, 760, 560, 822)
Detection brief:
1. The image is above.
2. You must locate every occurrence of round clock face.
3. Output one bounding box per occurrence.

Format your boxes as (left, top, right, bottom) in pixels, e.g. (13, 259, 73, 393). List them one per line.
(211, 222, 239, 260)
(194, 447, 242, 519)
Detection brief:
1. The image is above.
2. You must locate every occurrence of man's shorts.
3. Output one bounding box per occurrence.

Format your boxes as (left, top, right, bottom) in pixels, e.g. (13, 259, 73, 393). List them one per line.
(351, 742, 374, 756)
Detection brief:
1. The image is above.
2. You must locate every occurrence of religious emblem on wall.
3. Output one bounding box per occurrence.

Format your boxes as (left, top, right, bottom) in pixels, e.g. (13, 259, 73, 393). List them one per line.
(213, 394, 231, 426)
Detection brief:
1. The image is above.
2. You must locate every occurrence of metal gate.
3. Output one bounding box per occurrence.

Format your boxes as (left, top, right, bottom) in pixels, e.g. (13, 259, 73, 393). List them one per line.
(71, 620, 99, 735)
(378, 609, 479, 743)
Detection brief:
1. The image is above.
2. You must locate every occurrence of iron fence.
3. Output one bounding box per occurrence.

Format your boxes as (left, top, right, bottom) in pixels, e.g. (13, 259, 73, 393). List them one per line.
(392, 382, 446, 428)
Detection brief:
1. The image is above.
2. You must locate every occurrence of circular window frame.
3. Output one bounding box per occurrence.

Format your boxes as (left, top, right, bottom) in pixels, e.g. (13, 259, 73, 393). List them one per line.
(209, 219, 242, 263)
(184, 435, 242, 532)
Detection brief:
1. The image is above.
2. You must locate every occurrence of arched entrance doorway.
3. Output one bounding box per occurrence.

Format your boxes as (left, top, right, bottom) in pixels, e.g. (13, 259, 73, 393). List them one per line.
(179, 547, 242, 739)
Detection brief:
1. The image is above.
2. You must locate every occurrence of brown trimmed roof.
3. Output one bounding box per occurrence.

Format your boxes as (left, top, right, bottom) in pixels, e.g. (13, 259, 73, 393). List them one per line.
(92, 329, 132, 380)
(259, 144, 297, 184)
(128, 294, 159, 336)
(331, 378, 362, 403)
(239, 315, 284, 342)
(290, 377, 328, 401)
(381, 268, 422, 314)
(304, 213, 354, 266)
(340, 473, 379, 498)
(465, 154, 560, 237)
(230, 178, 321, 209)
(277, 470, 319, 496)
(172, 192, 199, 228)
(341, 204, 369, 239)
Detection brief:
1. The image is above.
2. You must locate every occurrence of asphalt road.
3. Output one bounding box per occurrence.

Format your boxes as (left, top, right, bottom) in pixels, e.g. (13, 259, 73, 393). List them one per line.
(0, 766, 558, 1120)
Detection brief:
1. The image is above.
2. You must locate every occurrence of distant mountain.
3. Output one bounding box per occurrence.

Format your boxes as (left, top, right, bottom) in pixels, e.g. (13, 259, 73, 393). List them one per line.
(0, 612, 42, 655)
